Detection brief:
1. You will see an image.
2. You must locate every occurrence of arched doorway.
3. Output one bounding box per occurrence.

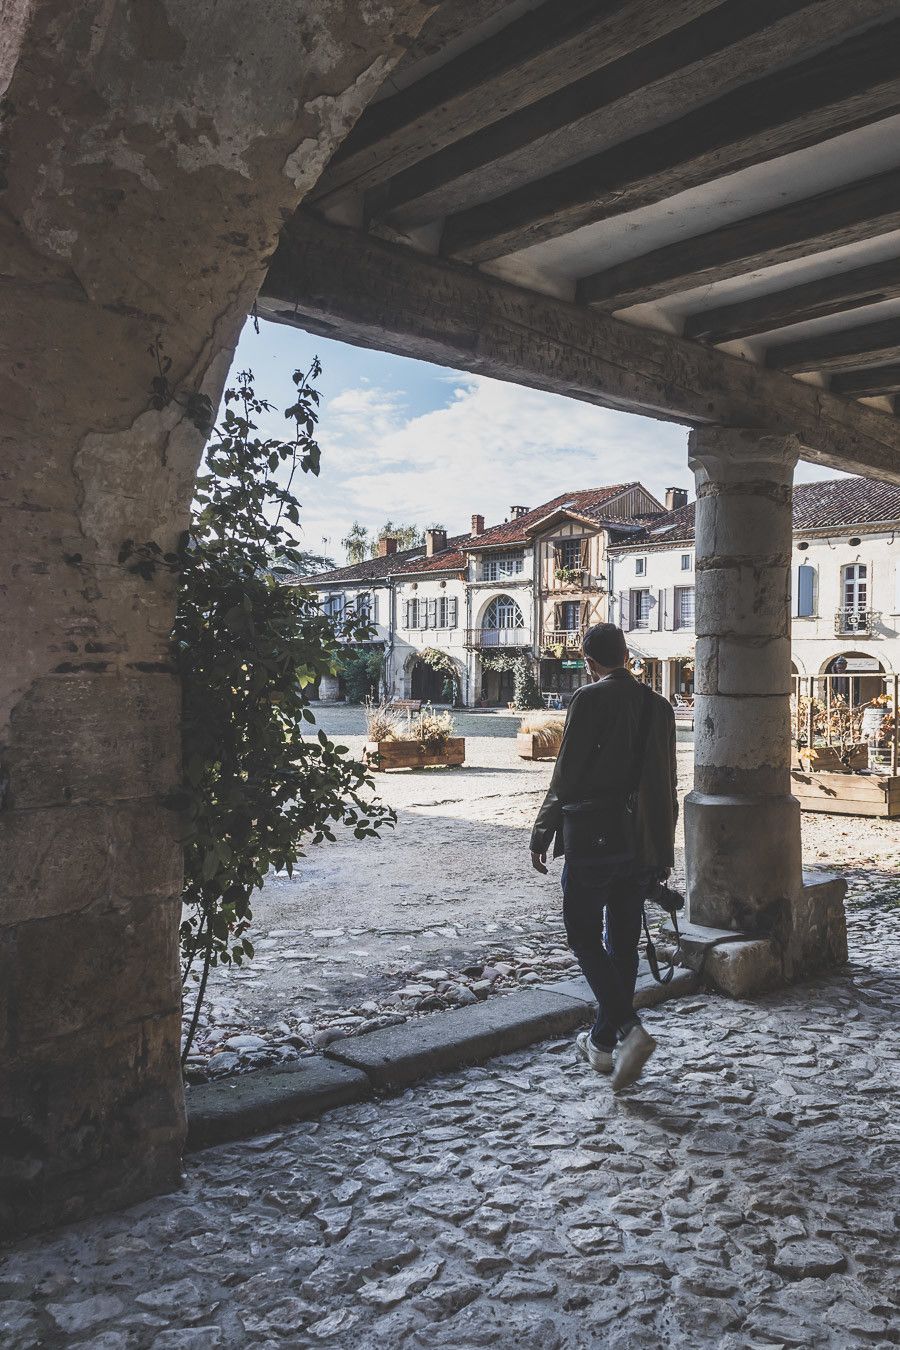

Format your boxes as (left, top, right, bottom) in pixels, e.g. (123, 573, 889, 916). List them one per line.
(410, 658, 449, 703)
(824, 652, 886, 706)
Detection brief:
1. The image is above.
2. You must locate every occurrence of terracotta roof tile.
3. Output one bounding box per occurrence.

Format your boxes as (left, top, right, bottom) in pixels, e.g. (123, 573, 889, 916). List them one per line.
(462, 484, 647, 549)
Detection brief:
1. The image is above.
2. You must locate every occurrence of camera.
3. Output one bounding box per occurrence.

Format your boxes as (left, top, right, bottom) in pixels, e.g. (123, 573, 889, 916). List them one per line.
(645, 876, 685, 915)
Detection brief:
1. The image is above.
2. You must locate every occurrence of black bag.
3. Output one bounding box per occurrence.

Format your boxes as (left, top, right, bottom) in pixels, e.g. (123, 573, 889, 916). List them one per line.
(561, 682, 654, 860)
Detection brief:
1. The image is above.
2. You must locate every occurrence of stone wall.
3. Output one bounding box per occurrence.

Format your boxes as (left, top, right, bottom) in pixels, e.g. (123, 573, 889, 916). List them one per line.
(0, 0, 437, 1237)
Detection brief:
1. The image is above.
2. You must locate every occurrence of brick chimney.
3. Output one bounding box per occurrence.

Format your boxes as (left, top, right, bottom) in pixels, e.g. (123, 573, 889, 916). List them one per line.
(665, 487, 688, 511)
(471, 514, 485, 536)
(425, 527, 448, 556)
(376, 536, 398, 557)
(510, 505, 528, 518)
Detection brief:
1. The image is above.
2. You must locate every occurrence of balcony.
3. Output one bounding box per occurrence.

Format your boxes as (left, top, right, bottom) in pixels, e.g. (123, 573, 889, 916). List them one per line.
(834, 607, 877, 636)
(465, 627, 530, 649)
(541, 628, 585, 653)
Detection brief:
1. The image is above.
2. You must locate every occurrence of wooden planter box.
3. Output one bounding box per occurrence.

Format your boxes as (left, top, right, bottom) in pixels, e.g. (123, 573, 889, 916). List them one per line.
(517, 732, 561, 761)
(791, 768, 900, 817)
(365, 738, 465, 771)
(794, 743, 868, 773)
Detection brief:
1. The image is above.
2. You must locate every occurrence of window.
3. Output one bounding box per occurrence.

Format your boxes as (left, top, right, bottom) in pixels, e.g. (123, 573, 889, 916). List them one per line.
(680, 553, 692, 571)
(635, 557, 647, 577)
(675, 586, 694, 630)
(322, 592, 343, 617)
(557, 600, 581, 631)
(631, 589, 652, 629)
(484, 595, 525, 629)
(843, 562, 867, 612)
(436, 596, 458, 629)
(355, 592, 374, 623)
(481, 552, 524, 581)
(556, 539, 582, 570)
(404, 598, 424, 628)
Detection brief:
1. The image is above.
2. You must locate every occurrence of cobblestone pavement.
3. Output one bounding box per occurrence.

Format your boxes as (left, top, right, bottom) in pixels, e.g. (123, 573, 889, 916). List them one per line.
(4, 898, 899, 1348)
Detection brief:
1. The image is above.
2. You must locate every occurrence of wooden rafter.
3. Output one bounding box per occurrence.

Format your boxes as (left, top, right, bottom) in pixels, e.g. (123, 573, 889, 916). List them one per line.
(312, 0, 723, 205)
(685, 256, 900, 344)
(376, 0, 894, 230)
(578, 169, 900, 311)
(440, 16, 900, 263)
(259, 213, 900, 483)
(768, 317, 900, 373)
(832, 364, 900, 398)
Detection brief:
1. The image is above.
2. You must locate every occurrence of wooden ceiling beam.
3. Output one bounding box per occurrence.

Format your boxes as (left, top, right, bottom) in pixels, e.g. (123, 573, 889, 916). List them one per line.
(311, 0, 724, 206)
(768, 317, 900, 373)
(377, 0, 893, 229)
(831, 364, 900, 398)
(440, 16, 900, 263)
(259, 213, 900, 484)
(685, 255, 900, 344)
(578, 168, 900, 311)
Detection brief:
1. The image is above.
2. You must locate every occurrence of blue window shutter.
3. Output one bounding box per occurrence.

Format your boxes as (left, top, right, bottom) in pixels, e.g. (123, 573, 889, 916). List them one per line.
(797, 564, 815, 618)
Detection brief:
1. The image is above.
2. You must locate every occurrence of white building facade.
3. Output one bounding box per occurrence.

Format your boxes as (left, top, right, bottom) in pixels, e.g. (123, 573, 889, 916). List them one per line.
(608, 478, 900, 707)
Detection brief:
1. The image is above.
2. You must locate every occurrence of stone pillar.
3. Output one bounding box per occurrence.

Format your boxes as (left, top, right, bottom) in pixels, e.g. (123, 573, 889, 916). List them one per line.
(661, 660, 675, 703)
(0, 0, 435, 1238)
(318, 673, 343, 703)
(685, 429, 803, 936)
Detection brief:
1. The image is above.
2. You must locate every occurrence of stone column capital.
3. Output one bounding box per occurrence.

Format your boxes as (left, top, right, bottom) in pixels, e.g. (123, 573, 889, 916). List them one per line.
(688, 427, 801, 486)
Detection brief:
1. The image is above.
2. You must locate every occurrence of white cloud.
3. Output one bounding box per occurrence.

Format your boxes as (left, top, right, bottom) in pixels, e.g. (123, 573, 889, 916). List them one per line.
(290, 373, 692, 553)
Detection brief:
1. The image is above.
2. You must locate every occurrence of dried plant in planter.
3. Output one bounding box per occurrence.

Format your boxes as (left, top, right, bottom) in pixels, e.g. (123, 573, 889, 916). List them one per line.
(408, 706, 455, 746)
(364, 698, 401, 743)
(519, 712, 565, 755)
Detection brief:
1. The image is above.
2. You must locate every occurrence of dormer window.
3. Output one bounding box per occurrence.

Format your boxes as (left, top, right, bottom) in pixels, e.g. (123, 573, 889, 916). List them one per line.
(481, 551, 524, 581)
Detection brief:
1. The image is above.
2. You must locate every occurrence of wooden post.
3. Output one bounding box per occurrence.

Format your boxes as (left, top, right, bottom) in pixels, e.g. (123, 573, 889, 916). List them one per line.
(893, 673, 898, 776)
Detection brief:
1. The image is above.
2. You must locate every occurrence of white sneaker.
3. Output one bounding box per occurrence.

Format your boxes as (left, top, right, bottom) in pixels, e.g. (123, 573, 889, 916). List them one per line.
(576, 1030, 614, 1074)
(611, 1024, 657, 1093)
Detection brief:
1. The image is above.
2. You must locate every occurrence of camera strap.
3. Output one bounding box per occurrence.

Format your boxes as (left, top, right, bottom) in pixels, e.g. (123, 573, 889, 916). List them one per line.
(642, 902, 682, 985)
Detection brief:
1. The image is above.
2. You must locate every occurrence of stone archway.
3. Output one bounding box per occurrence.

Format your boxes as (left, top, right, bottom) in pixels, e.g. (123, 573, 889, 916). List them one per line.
(0, 1, 437, 1238)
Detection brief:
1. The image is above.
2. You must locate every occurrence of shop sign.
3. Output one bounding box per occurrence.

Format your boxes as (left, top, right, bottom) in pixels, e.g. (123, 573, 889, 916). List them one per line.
(561, 660, 582, 669)
(843, 658, 881, 672)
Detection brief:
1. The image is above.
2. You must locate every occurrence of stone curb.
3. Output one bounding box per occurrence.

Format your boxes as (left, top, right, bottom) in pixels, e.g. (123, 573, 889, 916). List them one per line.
(323, 987, 589, 1090)
(185, 974, 703, 1148)
(185, 1059, 370, 1150)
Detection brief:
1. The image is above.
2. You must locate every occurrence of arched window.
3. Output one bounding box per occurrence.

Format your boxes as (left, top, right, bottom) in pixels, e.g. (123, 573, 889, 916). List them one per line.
(484, 595, 524, 629)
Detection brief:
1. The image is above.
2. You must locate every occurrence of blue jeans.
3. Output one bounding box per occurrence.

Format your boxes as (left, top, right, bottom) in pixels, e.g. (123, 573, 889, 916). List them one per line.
(561, 855, 652, 1050)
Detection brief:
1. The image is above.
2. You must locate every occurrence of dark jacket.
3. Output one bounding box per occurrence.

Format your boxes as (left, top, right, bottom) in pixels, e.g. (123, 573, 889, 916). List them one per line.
(530, 669, 678, 869)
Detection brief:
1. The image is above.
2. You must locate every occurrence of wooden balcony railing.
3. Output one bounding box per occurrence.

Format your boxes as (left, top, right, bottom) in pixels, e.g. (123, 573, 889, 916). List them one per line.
(540, 628, 585, 652)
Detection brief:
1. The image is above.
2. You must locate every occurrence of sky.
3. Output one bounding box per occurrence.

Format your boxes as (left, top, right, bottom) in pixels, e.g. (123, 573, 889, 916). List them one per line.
(230, 316, 845, 567)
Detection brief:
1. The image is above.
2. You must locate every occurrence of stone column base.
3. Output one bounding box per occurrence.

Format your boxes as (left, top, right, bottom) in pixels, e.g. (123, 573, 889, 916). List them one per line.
(671, 869, 848, 998)
(685, 790, 802, 934)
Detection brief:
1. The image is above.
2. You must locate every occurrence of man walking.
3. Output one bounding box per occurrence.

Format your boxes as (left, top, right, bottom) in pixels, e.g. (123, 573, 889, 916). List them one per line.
(530, 623, 678, 1091)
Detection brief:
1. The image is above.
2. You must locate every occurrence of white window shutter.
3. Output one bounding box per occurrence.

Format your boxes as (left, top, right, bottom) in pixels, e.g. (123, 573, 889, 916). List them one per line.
(662, 587, 675, 631)
(651, 589, 662, 630)
(895, 561, 900, 612)
(620, 591, 631, 630)
(791, 564, 800, 618)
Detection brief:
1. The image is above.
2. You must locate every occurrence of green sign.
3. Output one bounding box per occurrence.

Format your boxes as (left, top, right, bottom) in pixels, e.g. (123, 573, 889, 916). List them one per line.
(561, 660, 582, 669)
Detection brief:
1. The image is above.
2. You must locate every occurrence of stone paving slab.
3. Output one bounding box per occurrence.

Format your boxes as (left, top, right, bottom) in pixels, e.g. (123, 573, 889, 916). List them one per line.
(539, 967, 701, 1009)
(324, 988, 590, 1088)
(185, 1059, 370, 1149)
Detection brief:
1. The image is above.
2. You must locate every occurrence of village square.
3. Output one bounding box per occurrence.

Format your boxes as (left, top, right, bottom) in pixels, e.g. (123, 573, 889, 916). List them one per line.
(3, 2, 900, 1347)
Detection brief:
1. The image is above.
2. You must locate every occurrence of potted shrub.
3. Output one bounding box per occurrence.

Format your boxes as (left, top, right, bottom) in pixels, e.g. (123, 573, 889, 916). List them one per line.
(517, 712, 566, 760)
(364, 701, 465, 771)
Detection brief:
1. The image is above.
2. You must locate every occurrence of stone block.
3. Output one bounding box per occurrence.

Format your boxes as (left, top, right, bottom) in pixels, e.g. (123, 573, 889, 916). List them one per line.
(694, 488, 793, 561)
(694, 636, 792, 698)
(694, 564, 789, 641)
(6, 673, 180, 809)
(701, 938, 783, 998)
(325, 990, 590, 1089)
(781, 869, 849, 978)
(186, 1059, 371, 1149)
(0, 1012, 185, 1239)
(685, 791, 801, 932)
(3, 894, 181, 1054)
(0, 802, 182, 925)
(538, 967, 701, 1010)
(693, 696, 792, 778)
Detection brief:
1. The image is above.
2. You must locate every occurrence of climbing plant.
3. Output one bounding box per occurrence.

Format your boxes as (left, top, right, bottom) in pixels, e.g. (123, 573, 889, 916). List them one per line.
(480, 650, 542, 709)
(417, 646, 461, 705)
(126, 359, 395, 1062)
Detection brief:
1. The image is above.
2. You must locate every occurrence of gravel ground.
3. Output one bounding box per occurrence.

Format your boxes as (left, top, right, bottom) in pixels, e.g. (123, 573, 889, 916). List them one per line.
(3, 895, 898, 1348)
(185, 706, 900, 1081)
